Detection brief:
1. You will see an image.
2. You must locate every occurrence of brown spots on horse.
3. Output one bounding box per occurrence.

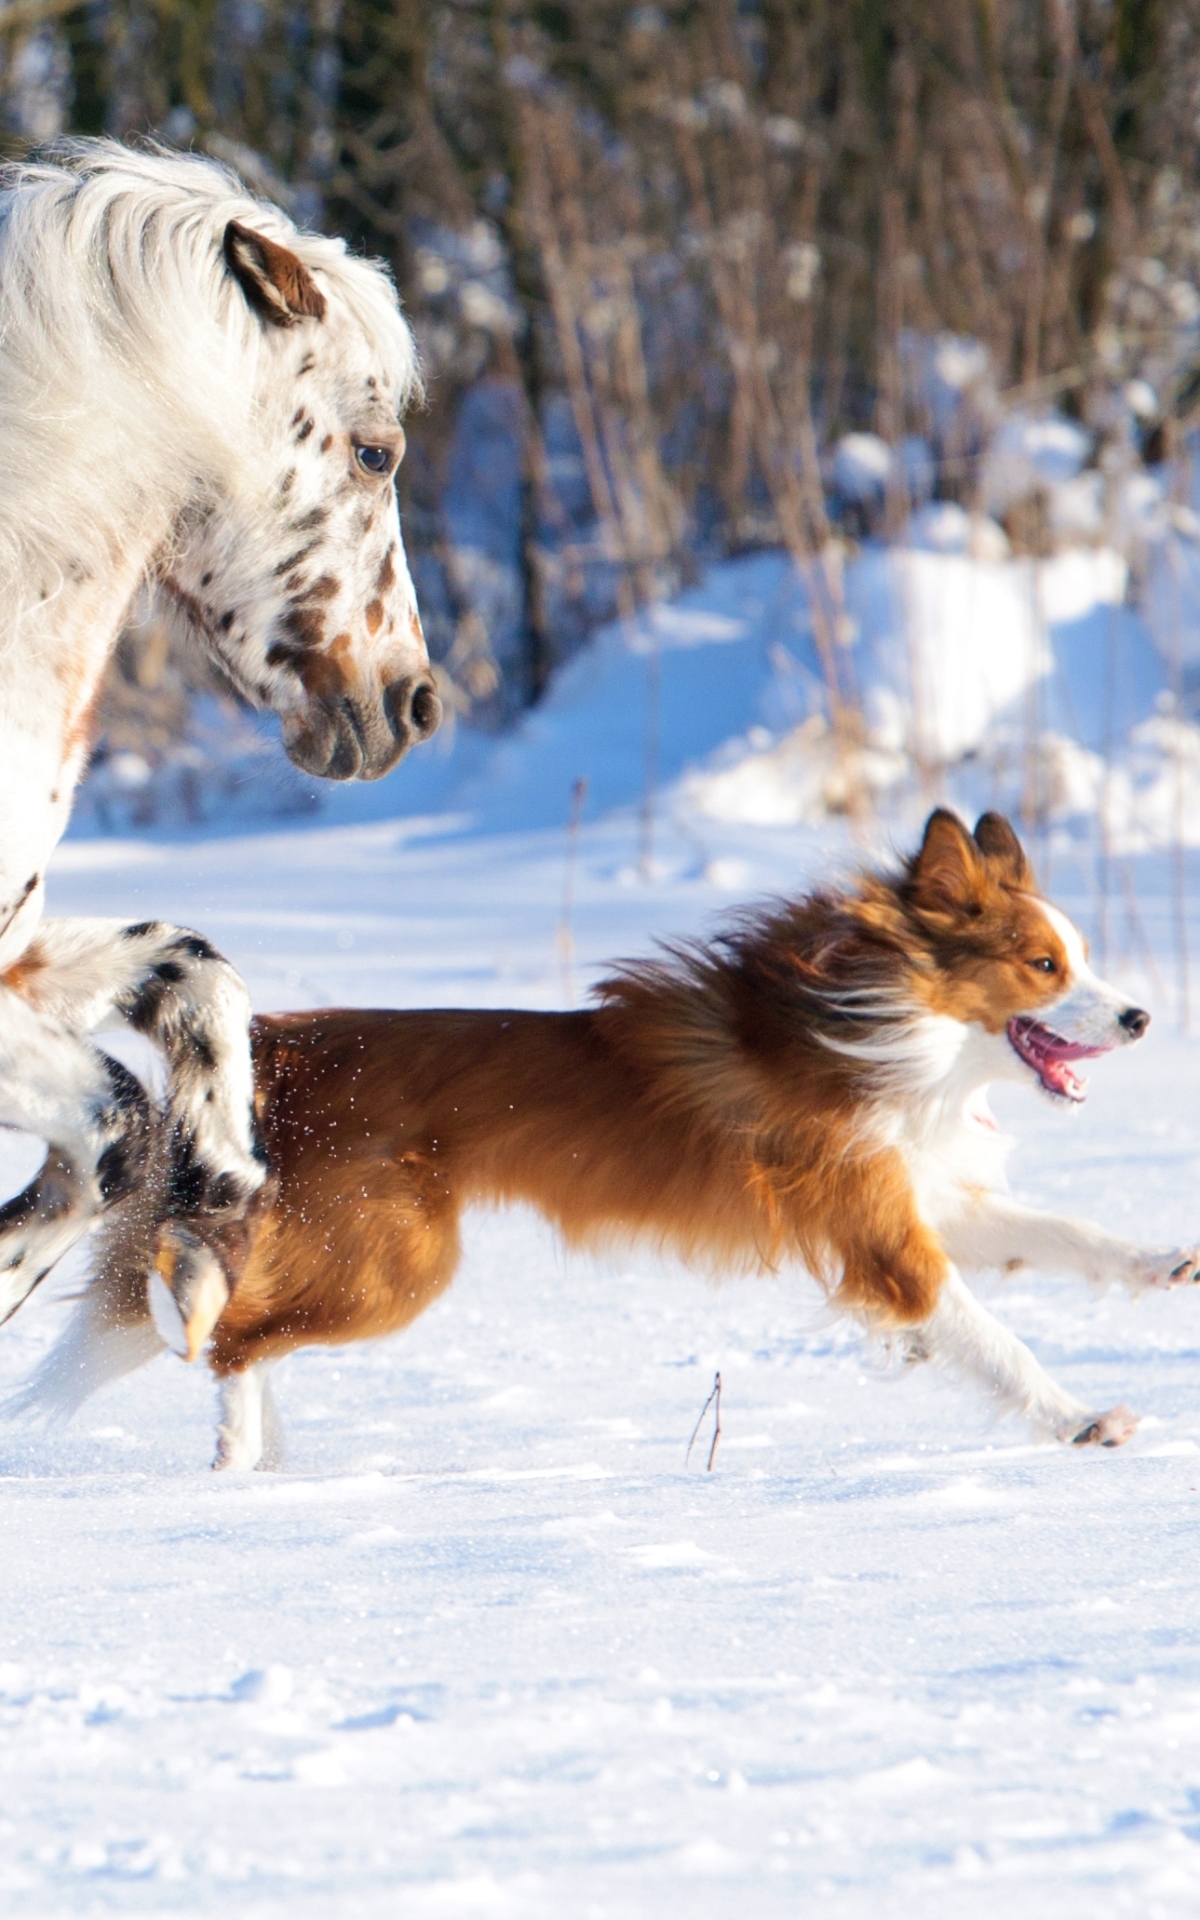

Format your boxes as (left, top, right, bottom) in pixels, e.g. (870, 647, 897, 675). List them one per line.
(200, 571, 213, 588)
(266, 640, 305, 675)
(375, 545, 397, 596)
(274, 631, 355, 702)
(274, 543, 318, 577)
(314, 631, 357, 695)
(290, 407, 305, 428)
(280, 603, 327, 652)
(297, 352, 316, 375)
(290, 507, 329, 533)
(285, 571, 338, 601)
(295, 418, 315, 444)
(319, 434, 334, 454)
(365, 600, 383, 634)
(218, 611, 236, 633)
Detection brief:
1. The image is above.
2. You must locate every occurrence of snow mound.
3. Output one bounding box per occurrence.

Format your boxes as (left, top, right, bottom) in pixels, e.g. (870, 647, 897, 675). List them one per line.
(982, 412, 1090, 510)
(681, 717, 905, 826)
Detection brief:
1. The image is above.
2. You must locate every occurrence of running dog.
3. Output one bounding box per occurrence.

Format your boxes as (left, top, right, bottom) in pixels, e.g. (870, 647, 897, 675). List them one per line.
(21, 808, 1200, 1467)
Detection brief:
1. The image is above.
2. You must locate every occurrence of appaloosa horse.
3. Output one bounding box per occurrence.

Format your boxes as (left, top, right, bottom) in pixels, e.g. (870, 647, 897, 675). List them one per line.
(0, 140, 439, 1330)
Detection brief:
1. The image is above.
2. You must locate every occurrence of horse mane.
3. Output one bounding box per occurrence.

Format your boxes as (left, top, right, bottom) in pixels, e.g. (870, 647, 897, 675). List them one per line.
(0, 138, 420, 622)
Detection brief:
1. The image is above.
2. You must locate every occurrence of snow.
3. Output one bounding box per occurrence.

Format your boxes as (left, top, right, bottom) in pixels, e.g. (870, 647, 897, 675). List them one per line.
(982, 413, 1091, 512)
(9, 549, 1200, 1913)
(832, 432, 893, 500)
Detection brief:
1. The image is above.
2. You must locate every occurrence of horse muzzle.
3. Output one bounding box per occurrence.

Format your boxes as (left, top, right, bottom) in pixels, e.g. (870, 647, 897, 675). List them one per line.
(283, 672, 441, 781)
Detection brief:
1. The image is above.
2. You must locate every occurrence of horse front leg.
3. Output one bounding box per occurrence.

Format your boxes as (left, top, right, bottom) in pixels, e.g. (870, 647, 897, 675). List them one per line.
(7, 918, 271, 1346)
(0, 984, 150, 1321)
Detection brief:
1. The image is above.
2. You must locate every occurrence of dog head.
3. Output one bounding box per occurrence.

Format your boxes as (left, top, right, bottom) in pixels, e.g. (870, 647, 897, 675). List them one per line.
(901, 809, 1148, 1103)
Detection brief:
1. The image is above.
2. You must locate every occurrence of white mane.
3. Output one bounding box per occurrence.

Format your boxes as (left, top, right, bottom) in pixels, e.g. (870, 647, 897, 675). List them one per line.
(0, 139, 420, 637)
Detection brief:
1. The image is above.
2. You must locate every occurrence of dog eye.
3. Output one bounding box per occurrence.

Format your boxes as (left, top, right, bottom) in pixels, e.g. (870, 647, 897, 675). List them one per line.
(1030, 956, 1057, 974)
(355, 444, 393, 475)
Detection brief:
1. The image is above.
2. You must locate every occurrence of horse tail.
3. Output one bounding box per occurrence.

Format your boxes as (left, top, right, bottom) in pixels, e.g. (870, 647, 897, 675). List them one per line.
(6, 1146, 169, 1425)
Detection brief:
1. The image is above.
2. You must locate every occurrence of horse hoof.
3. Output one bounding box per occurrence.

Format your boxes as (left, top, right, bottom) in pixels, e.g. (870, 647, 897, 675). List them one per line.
(151, 1225, 230, 1361)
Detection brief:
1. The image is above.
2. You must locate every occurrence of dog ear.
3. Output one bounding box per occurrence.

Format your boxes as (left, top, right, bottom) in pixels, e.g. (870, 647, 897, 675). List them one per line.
(973, 811, 1032, 884)
(224, 221, 327, 328)
(911, 808, 985, 912)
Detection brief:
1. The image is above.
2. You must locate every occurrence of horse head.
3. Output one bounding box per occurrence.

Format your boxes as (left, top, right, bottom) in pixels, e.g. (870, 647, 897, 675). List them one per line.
(160, 219, 440, 781)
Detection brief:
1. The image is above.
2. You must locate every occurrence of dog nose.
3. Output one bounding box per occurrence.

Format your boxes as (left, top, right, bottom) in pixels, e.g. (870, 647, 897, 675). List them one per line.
(385, 672, 441, 747)
(1118, 1006, 1150, 1038)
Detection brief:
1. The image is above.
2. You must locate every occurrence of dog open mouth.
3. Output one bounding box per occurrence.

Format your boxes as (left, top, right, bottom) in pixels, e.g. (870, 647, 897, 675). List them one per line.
(1006, 1016, 1113, 1103)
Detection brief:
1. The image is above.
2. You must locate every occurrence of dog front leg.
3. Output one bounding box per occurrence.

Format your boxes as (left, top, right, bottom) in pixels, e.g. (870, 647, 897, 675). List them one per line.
(914, 1267, 1138, 1446)
(938, 1191, 1200, 1296)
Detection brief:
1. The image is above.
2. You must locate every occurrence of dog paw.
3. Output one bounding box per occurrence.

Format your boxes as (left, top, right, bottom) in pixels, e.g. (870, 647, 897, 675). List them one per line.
(1071, 1403, 1139, 1448)
(1130, 1247, 1200, 1291)
(212, 1442, 260, 1472)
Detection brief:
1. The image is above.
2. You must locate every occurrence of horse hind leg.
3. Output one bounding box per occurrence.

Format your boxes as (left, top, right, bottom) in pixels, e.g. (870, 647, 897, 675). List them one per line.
(7, 916, 270, 1338)
(0, 984, 152, 1324)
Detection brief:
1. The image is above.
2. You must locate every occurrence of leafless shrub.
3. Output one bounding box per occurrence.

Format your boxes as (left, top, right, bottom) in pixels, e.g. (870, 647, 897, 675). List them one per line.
(0, 0, 1198, 775)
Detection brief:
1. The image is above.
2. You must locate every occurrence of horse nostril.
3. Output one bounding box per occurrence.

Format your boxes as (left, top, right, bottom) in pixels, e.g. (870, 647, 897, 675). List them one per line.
(1119, 1006, 1150, 1038)
(409, 675, 441, 740)
(386, 673, 441, 744)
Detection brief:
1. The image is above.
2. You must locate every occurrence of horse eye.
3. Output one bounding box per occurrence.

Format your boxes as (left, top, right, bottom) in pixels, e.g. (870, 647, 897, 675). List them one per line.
(355, 444, 392, 475)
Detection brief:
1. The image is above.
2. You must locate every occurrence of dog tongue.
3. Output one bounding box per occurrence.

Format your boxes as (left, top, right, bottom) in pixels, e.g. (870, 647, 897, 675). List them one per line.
(1007, 1016, 1105, 1102)
(1042, 1055, 1085, 1100)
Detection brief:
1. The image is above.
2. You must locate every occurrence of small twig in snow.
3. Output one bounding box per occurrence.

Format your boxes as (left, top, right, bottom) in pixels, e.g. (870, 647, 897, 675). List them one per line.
(686, 1371, 722, 1472)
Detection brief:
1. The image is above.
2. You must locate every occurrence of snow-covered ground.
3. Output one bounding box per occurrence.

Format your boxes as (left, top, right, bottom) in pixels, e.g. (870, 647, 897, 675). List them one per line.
(8, 555, 1200, 1915)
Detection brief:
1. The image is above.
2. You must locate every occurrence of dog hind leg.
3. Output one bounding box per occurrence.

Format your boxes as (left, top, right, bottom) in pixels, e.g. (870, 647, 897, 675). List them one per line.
(214, 1366, 266, 1472)
(258, 1368, 285, 1472)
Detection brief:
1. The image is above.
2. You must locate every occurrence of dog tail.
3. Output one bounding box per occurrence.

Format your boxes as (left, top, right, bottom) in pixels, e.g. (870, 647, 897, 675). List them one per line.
(6, 1177, 167, 1426)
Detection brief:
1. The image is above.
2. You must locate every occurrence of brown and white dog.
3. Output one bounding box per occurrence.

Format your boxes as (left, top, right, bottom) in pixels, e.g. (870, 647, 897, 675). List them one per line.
(21, 808, 1200, 1468)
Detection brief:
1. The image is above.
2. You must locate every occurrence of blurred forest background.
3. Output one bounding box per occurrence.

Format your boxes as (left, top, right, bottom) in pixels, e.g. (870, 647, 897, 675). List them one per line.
(3, 0, 1200, 825)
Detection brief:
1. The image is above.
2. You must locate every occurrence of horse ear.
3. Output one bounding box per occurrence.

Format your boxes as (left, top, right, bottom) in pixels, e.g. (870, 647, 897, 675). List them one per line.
(911, 808, 985, 911)
(973, 810, 1032, 884)
(223, 221, 326, 328)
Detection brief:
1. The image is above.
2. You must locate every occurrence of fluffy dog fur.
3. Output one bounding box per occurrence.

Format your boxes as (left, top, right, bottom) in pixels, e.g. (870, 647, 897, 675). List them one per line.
(20, 808, 1200, 1468)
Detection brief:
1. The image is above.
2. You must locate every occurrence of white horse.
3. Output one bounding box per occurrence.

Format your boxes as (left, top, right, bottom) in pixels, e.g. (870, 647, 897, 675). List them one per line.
(0, 140, 439, 1329)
